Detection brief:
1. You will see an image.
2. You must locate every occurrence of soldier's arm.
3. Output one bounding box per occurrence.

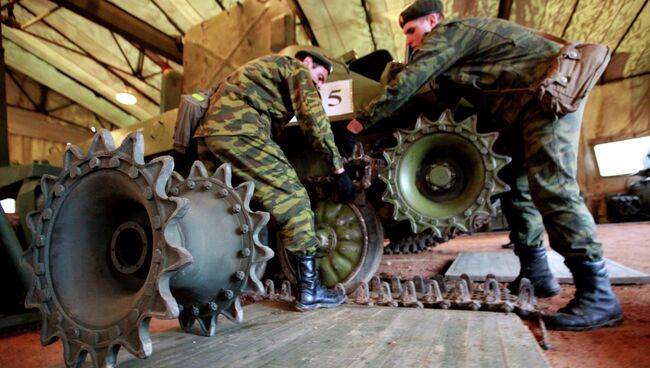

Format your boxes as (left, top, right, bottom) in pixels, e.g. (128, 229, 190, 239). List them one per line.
(356, 24, 475, 129)
(287, 67, 344, 172)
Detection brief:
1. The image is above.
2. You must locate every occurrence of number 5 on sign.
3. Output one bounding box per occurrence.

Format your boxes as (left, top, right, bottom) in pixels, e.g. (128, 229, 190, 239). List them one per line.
(290, 79, 354, 123)
(320, 79, 354, 118)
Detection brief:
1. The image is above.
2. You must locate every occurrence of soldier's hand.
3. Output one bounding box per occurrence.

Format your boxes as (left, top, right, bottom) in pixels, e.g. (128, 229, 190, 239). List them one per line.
(334, 172, 355, 202)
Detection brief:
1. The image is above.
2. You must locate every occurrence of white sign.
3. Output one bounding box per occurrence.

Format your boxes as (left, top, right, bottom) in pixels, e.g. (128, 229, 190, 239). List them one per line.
(320, 79, 354, 118)
(290, 79, 354, 122)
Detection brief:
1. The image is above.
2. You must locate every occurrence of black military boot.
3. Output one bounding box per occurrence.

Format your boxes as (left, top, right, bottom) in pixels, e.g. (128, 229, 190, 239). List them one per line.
(508, 245, 561, 297)
(295, 255, 346, 311)
(544, 259, 623, 331)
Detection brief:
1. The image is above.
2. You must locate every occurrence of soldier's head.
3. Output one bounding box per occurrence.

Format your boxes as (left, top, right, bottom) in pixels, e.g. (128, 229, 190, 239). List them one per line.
(296, 50, 333, 89)
(399, 0, 444, 49)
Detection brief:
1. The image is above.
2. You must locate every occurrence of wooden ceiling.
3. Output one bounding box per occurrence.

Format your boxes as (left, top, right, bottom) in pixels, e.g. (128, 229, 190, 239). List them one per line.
(1, 0, 648, 132)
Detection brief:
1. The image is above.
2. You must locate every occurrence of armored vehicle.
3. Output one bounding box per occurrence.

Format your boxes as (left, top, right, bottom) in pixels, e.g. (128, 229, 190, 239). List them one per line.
(8, 4, 509, 366)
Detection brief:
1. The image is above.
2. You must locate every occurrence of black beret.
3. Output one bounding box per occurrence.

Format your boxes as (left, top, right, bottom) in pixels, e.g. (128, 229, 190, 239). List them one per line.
(295, 50, 333, 74)
(399, 0, 444, 28)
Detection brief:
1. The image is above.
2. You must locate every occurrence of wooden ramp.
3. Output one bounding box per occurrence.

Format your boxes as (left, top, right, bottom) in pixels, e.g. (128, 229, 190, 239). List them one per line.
(113, 301, 548, 368)
(445, 251, 650, 284)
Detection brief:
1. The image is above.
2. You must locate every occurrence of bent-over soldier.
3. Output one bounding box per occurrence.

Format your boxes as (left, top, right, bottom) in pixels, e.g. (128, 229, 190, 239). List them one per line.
(342, 0, 622, 331)
(194, 50, 354, 311)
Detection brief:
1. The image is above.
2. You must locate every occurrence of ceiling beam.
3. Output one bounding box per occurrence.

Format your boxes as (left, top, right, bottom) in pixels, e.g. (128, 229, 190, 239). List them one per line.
(7, 106, 93, 144)
(3, 39, 137, 128)
(287, 0, 318, 46)
(51, 0, 183, 64)
(497, 0, 513, 20)
(0, 28, 9, 166)
(3, 26, 155, 120)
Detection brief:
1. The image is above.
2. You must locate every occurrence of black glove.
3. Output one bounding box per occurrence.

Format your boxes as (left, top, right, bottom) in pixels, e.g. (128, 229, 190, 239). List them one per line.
(334, 172, 355, 202)
(336, 129, 358, 158)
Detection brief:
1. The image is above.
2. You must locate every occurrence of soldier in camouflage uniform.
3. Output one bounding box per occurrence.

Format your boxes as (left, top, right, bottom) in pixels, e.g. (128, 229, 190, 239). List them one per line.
(343, 0, 622, 331)
(194, 50, 353, 311)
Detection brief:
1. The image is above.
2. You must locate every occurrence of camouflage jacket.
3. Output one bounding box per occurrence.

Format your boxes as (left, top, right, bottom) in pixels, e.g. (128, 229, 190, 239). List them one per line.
(357, 18, 561, 128)
(194, 55, 343, 171)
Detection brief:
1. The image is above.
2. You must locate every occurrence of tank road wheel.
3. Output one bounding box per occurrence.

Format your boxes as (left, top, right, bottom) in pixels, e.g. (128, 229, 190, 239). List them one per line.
(279, 201, 383, 294)
(23, 130, 273, 367)
(381, 110, 510, 239)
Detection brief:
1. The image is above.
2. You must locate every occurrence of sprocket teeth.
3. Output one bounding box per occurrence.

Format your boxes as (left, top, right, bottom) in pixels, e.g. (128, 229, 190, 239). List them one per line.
(212, 163, 233, 187)
(149, 281, 180, 319)
(26, 211, 40, 233)
(39, 312, 58, 345)
(178, 309, 195, 332)
(39, 175, 57, 203)
(188, 160, 210, 178)
(87, 345, 120, 368)
(234, 181, 255, 210)
(62, 340, 87, 368)
(197, 314, 218, 337)
(144, 156, 176, 199)
(87, 129, 116, 155)
(221, 296, 243, 323)
(62, 144, 84, 171)
(109, 318, 153, 359)
(117, 131, 145, 165)
(167, 171, 185, 193)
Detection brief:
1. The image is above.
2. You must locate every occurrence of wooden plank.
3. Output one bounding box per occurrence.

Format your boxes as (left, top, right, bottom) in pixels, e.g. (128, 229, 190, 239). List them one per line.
(7, 107, 93, 144)
(98, 301, 549, 368)
(445, 251, 650, 284)
(3, 39, 137, 128)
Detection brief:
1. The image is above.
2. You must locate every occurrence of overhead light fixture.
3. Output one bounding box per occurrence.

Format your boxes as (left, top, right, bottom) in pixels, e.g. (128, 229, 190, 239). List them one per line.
(90, 126, 97, 133)
(115, 89, 137, 105)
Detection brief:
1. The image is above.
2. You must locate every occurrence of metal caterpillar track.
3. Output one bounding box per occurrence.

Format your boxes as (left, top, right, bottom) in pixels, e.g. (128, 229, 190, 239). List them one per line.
(259, 275, 551, 349)
(260, 274, 540, 317)
(384, 229, 447, 254)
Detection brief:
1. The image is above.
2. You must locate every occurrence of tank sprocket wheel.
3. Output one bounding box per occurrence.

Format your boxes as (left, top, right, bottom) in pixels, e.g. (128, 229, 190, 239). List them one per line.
(380, 110, 510, 237)
(23, 130, 192, 367)
(279, 201, 383, 294)
(168, 162, 273, 337)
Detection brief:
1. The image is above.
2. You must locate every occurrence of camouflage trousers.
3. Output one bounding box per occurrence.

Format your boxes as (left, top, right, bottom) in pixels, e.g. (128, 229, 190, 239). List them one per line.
(197, 135, 319, 255)
(497, 100, 603, 261)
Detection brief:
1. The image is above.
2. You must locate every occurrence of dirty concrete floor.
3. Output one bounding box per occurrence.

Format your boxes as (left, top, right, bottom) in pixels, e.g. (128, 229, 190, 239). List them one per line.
(1, 222, 648, 367)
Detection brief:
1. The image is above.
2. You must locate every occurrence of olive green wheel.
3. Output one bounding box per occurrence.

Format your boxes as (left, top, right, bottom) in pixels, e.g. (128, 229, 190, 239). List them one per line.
(381, 110, 509, 236)
(279, 201, 384, 294)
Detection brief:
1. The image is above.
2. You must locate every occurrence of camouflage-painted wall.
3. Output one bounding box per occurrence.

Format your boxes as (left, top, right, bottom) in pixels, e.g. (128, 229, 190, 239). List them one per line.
(507, 0, 648, 81)
(579, 74, 650, 222)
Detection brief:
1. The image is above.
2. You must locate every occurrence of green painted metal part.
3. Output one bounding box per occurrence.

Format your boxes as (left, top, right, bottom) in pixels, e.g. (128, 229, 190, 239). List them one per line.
(381, 110, 510, 237)
(313, 201, 365, 287)
(279, 200, 383, 293)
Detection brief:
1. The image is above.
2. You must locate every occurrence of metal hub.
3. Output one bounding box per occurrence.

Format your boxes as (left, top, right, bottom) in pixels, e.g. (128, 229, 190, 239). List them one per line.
(315, 223, 337, 256)
(425, 163, 456, 192)
(110, 221, 149, 275)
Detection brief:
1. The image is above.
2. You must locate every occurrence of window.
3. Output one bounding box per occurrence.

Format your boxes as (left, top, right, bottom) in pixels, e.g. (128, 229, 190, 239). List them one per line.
(594, 136, 650, 177)
(1, 198, 16, 214)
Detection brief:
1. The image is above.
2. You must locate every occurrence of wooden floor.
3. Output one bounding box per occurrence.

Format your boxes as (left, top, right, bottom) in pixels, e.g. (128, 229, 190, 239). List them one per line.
(445, 250, 650, 283)
(1, 222, 647, 368)
(108, 301, 548, 368)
